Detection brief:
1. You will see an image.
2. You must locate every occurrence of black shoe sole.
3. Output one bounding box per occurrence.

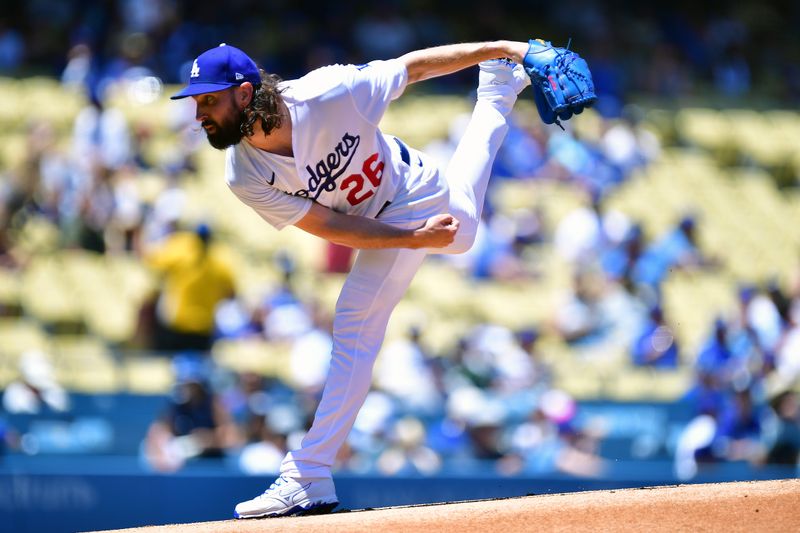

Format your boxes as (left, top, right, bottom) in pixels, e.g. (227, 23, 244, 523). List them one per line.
(235, 501, 339, 519)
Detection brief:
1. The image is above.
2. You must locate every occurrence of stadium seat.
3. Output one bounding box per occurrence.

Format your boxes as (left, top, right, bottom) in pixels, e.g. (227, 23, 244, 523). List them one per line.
(51, 334, 120, 393)
(123, 356, 175, 394)
(212, 337, 292, 380)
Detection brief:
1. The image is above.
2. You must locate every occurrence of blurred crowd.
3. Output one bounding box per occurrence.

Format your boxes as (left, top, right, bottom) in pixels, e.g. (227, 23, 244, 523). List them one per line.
(2, 1, 800, 107)
(1, 2, 800, 478)
(135, 322, 615, 478)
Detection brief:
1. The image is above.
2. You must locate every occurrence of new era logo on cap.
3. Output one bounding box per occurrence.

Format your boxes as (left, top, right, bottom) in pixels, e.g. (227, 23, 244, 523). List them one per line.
(171, 43, 261, 100)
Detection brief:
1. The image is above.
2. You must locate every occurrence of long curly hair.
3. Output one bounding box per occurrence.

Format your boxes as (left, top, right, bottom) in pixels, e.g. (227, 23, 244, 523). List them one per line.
(240, 70, 285, 137)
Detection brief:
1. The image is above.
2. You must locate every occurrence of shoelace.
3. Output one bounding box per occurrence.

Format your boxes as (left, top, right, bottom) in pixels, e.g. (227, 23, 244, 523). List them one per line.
(255, 476, 288, 499)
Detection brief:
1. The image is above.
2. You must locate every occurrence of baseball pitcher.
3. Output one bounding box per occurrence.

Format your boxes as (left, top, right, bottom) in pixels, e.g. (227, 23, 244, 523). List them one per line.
(170, 38, 595, 518)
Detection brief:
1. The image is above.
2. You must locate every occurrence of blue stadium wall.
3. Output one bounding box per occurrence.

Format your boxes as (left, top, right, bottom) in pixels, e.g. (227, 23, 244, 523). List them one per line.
(1, 465, 797, 533)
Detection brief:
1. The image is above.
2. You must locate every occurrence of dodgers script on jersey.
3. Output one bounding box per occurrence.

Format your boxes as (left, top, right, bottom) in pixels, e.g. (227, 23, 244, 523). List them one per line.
(225, 59, 447, 231)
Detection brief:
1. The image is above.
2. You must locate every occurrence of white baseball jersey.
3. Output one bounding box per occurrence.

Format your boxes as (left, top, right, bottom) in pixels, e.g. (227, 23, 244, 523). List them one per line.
(222, 57, 519, 482)
(225, 59, 448, 231)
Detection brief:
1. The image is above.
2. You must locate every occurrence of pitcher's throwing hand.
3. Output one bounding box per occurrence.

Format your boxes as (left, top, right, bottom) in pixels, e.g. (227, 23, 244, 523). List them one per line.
(170, 38, 595, 518)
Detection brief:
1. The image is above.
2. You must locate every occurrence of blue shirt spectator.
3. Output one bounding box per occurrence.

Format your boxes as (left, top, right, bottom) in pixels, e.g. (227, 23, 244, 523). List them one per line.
(683, 372, 727, 418)
(631, 305, 679, 368)
(633, 216, 702, 289)
(696, 318, 733, 377)
(713, 390, 766, 462)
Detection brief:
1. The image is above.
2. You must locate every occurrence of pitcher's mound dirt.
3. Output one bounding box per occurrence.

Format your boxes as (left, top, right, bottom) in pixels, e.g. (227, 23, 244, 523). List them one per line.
(91, 478, 800, 533)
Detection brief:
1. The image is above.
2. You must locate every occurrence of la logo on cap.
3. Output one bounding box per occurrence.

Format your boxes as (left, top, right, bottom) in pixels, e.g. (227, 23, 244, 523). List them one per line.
(190, 59, 200, 78)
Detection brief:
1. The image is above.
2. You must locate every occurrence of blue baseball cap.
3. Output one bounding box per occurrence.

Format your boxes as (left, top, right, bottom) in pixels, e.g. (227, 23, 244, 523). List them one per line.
(171, 43, 261, 100)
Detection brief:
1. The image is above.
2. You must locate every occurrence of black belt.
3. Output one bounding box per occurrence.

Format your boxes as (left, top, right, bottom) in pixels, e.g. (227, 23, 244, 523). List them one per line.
(393, 137, 411, 166)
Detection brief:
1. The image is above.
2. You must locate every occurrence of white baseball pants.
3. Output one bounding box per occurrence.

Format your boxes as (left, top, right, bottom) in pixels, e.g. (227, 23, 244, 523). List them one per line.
(280, 98, 512, 479)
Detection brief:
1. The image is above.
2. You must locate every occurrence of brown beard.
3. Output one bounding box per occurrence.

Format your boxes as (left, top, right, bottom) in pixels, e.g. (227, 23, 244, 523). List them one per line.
(203, 108, 247, 150)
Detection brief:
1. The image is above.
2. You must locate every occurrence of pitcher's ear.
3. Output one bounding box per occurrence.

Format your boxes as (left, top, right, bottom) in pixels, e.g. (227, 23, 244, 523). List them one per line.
(237, 82, 254, 108)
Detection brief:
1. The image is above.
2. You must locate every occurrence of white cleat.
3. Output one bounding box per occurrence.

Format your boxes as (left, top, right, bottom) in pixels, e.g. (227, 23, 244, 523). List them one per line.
(233, 475, 339, 519)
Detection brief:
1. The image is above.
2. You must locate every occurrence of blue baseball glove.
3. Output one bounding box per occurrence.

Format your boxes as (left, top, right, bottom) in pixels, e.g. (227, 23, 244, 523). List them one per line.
(522, 39, 597, 128)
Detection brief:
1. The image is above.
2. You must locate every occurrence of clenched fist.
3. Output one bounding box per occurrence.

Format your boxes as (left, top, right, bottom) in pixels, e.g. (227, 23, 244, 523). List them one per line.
(414, 214, 460, 248)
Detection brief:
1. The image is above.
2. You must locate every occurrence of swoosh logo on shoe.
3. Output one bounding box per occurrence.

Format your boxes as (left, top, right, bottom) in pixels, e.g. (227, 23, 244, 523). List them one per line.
(278, 482, 312, 503)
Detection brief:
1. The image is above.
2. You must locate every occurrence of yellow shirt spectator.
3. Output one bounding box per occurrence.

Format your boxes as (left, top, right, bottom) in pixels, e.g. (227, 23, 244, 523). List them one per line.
(146, 227, 235, 338)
